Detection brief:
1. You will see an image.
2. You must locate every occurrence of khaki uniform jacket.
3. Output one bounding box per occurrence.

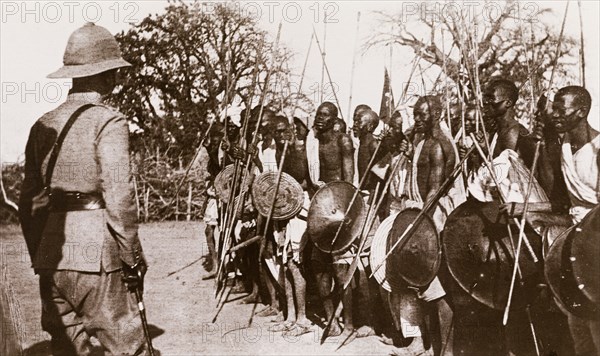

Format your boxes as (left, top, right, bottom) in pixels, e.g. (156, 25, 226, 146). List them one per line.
(19, 91, 143, 273)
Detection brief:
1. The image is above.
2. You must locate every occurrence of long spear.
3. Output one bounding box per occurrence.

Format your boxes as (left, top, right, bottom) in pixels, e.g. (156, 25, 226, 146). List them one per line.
(312, 25, 345, 122)
(215, 24, 283, 296)
(369, 146, 477, 277)
(322, 49, 421, 339)
(214, 41, 264, 294)
(247, 140, 290, 327)
(346, 12, 361, 123)
(320, 10, 327, 103)
(503, 0, 571, 326)
(327, 139, 381, 253)
(291, 33, 314, 118)
(577, 0, 586, 87)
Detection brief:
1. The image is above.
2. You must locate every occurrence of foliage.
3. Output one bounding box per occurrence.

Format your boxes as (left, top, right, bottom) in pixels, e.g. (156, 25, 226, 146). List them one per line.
(366, 0, 579, 126)
(110, 1, 300, 221)
(1, 162, 22, 225)
(111, 1, 293, 164)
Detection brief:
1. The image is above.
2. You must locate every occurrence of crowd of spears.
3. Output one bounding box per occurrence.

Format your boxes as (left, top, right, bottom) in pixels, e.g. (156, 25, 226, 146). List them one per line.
(194, 39, 599, 356)
(8, 5, 597, 353)
(174, 3, 600, 354)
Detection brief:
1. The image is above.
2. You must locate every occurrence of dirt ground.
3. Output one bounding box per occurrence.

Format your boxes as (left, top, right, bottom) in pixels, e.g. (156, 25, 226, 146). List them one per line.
(1, 221, 414, 355)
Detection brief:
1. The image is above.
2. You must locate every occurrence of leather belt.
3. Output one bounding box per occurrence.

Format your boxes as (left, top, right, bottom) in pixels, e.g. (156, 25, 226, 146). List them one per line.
(49, 191, 106, 212)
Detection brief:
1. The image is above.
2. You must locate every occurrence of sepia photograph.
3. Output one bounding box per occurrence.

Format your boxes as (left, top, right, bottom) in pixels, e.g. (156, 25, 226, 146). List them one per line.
(1, 1, 599, 355)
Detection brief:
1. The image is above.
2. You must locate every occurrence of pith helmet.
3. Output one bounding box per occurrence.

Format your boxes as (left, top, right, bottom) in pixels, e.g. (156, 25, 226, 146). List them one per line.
(47, 22, 131, 79)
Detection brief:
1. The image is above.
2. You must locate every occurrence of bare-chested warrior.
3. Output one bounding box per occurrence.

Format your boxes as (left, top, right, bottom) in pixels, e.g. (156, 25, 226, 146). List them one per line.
(482, 79, 535, 165)
(200, 121, 225, 279)
(353, 109, 383, 192)
(306, 101, 355, 337)
(263, 116, 313, 336)
(352, 108, 390, 338)
(391, 95, 461, 354)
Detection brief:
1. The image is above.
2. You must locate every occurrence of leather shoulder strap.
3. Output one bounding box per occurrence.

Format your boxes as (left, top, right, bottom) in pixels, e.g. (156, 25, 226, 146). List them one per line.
(44, 103, 96, 188)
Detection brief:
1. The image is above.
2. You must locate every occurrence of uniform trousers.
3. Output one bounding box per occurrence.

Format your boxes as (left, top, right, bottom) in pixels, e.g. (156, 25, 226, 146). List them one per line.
(39, 268, 146, 355)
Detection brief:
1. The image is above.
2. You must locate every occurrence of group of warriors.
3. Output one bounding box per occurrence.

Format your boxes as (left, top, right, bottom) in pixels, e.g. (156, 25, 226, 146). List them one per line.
(201, 79, 599, 356)
(10, 21, 598, 356)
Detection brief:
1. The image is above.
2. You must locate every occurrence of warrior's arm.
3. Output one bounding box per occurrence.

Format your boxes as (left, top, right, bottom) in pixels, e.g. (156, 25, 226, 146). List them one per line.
(426, 142, 445, 203)
(499, 124, 520, 153)
(340, 134, 355, 183)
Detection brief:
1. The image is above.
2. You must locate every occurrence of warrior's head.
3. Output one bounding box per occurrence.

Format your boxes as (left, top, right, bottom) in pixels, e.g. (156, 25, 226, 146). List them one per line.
(414, 96, 443, 134)
(483, 79, 518, 122)
(314, 102, 339, 133)
(551, 86, 591, 133)
(352, 109, 379, 139)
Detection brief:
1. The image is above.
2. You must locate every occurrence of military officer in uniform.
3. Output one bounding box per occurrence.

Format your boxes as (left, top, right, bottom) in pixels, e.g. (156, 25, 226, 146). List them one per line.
(19, 23, 151, 355)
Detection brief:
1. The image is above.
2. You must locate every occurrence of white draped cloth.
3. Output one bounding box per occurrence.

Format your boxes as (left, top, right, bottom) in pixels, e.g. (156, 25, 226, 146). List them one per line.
(305, 130, 320, 184)
(468, 149, 549, 205)
(561, 133, 600, 223)
(256, 140, 308, 267)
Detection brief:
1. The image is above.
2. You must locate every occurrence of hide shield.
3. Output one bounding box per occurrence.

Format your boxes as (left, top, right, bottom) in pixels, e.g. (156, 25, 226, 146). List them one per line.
(252, 171, 304, 221)
(386, 208, 441, 288)
(443, 199, 542, 310)
(307, 181, 367, 254)
(545, 205, 600, 319)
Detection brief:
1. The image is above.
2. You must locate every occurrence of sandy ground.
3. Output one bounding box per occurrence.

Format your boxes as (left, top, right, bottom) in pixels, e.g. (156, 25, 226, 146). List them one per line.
(1, 222, 412, 355)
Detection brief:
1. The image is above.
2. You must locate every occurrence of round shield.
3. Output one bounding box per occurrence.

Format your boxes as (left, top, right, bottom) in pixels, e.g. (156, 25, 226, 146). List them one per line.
(443, 199, 542, 310)
(370, 212, 399, 292)
(214, 165, 251, 204)
(387, 208, 440, 288)
(571, 205, 600, 306)
(545, 205, 600, 319)
(307, 181, 367, 254)
(251, 171, 304, 221)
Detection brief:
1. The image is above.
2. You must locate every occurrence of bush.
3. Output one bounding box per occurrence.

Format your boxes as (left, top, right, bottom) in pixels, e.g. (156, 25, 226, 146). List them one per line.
(1, 162, 23, 225)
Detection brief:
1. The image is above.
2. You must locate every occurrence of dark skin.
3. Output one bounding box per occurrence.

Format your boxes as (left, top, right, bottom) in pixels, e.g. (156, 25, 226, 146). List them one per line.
(274, 121, 309, 187)
(354, 111, 381, 192)
(401, 98, 455, 354)
(413, 99, 455, 203)
(482, 85, 530, 161)
(521, 91, 600, 226)
(312, 102, 355, 337)
(313, 104, 354, 186)
(352, 109, 386, 337)
(531, 96, 570, 213)
(271, 119, 311, 331)
(294, 119, 309, 142)
(457, 106, 487, 173)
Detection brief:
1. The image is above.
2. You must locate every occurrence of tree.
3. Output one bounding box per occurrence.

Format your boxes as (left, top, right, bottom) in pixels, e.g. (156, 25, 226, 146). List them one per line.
(109, 1, 295, 221)
(366, 1, 579, 124)
(111, 1, 293, 164)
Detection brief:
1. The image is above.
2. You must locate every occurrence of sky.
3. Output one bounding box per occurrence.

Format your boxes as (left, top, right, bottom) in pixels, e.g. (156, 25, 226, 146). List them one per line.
(2, 0, 599, 162)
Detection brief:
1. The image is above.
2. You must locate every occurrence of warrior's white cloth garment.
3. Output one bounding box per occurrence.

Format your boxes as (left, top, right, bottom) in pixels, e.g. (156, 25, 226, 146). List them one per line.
(371, 152, 411, 215)
(305, 130, 320, 184)
(257, 140, 278, 173)
(279, 192, 310, 263)
(257, 141, 309, 264)
(468, 149, 548, 205)
(561, 134, 600, 223)
(203, 197, 219, 226)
